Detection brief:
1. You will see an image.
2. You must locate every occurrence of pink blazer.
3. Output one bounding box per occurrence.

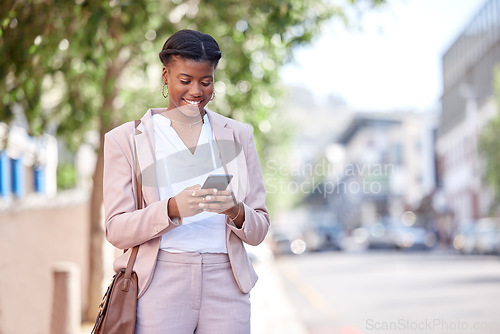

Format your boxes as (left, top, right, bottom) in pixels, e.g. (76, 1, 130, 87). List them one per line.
(103, 108, 270, 297)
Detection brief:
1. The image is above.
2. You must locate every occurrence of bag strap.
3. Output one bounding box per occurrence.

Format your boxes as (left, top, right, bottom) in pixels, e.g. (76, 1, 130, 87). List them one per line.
(121, 246, 139, 292)
(121, 119, 142, 292)
(133, 119, 143, 215)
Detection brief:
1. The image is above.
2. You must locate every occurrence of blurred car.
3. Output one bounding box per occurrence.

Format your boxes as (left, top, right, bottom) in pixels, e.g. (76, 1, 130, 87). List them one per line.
(453, 218, 500, 255)
(354, 220, 436, 250)
(453, 225, 477, 255)
(475, 218, 500, 255)
(269, 228, 307, 256)
(303, 222, 345, 252)
(395, 224, 437, 250)
(354, 222, 398, 249)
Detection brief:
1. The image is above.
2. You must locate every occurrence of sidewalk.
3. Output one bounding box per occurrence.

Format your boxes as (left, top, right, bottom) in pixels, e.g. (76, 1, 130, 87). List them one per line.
(250, 247, 308, 334)
(80, 244, 306, 334)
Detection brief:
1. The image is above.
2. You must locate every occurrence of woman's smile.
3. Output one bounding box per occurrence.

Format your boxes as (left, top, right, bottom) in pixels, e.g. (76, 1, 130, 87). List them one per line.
(183, 99, 203, 107)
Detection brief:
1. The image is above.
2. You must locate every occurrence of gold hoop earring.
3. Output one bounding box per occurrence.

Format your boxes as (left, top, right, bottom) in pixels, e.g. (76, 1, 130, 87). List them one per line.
(162, 83, 168, 98)
(210, 92, 215, 101)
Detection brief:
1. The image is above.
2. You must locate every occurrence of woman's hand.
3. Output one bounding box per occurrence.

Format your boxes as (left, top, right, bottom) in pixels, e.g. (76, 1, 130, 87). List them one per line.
(169, 185, 205, 218)
(200, 189, 244, 227)
(198, 189, 238, 214)
(168, 185, 243, 227)
(169, 185, 233, 217)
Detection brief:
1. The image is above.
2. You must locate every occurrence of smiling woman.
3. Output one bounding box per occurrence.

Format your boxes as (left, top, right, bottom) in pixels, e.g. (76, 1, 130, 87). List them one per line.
(159, 30, 220, 121)
(102, 29, 270, 334)
(162, 58, 215, 116)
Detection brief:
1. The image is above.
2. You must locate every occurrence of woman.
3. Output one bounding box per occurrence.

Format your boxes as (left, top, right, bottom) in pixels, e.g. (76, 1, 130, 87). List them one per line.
(103, 29, 270, 334)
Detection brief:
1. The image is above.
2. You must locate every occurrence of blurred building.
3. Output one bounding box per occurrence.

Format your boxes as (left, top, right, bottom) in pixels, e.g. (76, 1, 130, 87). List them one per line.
(436, 0, 500, 226)
(0, 122, 57, 202)
(311, 111, 437, 231)
(0, 117, 95, 332)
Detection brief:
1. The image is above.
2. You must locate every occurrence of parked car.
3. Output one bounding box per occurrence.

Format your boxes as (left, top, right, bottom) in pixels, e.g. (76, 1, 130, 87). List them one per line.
(475, 218, 500, 255)
(359, 222, 398, 249)
(269, 228, 307, 256)
(354, 220, 436, 250)
(452, 224, 477, 255)
(395, 224, 437, 250)
(453, 218, 500, 255)
(303, 222, 345, 252)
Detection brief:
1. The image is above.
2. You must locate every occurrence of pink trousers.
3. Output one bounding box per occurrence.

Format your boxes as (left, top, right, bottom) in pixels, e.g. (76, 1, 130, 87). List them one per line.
(135, 251, 251, 334)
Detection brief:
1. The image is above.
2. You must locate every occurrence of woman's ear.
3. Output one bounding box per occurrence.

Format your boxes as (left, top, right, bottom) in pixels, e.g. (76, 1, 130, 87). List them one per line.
(162, 66, 168, 84)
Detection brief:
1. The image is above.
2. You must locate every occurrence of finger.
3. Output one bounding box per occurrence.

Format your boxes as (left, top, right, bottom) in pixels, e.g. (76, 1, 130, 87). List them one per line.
(195, 188, 220, 197)
(204, 195, 235, 203)
(199, 201, 233, 213)
(199, 202, 220, 211)
(186, 184, 202, 191)
(198, 202, 208, 210)
(189, 185, 203, 197)
(204, 195, 220, 202)
(215, 189, 236, 205)
(214, 190, 231, 196)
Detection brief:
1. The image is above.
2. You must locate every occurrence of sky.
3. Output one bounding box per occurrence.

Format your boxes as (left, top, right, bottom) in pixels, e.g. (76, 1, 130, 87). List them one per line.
(280, 0, 488, 112)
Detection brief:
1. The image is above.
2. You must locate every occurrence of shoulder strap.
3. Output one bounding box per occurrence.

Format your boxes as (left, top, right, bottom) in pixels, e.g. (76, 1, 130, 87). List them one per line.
(121, 120, 142, 281)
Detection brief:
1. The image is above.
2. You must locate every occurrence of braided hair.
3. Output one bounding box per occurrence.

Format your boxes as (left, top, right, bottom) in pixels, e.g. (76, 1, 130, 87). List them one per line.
(159, 29, 222, 68)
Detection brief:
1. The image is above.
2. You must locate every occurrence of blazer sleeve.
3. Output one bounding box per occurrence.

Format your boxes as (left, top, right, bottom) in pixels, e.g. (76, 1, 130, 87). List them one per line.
(103, 127, 180, 250)
(226, 124, 270, 246)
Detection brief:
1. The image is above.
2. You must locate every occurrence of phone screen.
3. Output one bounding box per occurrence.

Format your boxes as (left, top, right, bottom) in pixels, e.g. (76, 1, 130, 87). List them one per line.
(201, 174, 233, 190)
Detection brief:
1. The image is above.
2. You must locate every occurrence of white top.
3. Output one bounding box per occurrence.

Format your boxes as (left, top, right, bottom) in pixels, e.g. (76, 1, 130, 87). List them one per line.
(153, 112, 227, 253)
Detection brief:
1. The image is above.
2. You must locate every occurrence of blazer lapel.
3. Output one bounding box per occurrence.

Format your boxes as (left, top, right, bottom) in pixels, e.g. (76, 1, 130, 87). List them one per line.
(134, 109, 160, 206)
(207, 110, 234, 167)
(207, 110, 249, 201)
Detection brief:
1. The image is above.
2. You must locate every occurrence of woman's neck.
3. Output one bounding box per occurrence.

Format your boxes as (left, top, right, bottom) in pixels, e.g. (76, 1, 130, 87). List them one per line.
(162, 107, 206, 123)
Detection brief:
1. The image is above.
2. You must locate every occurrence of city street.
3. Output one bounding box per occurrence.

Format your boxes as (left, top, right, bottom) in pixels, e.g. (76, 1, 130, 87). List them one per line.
(275, 250, 500, 334)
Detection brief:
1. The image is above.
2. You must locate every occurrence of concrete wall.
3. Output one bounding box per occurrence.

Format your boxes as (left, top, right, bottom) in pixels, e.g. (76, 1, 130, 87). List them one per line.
(0, 192, 89, 334)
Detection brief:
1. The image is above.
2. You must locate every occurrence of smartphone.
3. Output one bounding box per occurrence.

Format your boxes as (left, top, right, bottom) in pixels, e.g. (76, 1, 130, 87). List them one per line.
(201, 174, 233, 190)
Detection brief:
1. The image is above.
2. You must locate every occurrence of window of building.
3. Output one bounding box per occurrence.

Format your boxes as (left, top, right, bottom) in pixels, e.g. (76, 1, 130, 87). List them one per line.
(34, 165, 46, 194)
(11, 157, 25, 198)
(0, 151, 48, 199)
(0, 151, 12, 198)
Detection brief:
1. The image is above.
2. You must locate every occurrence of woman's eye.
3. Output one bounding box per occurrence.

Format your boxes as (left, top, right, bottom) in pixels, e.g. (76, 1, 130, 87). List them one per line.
(201, 82, 212, 87)
(180, 80, 190, 85)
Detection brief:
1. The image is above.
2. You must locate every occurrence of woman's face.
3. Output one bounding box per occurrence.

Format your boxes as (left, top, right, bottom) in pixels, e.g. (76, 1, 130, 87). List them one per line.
(163, 57, 215, 115)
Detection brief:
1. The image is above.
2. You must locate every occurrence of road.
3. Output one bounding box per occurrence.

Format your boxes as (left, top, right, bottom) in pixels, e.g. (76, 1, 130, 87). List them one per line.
(275, 250, 500, 334)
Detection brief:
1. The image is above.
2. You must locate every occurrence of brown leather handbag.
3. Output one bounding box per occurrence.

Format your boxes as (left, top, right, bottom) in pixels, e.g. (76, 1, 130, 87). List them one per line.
(91, 246, 139, 334)
(91, 120, 143, 334)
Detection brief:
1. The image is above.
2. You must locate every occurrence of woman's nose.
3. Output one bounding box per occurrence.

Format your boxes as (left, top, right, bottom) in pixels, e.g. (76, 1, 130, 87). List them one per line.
(189, 83, 202, 97)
